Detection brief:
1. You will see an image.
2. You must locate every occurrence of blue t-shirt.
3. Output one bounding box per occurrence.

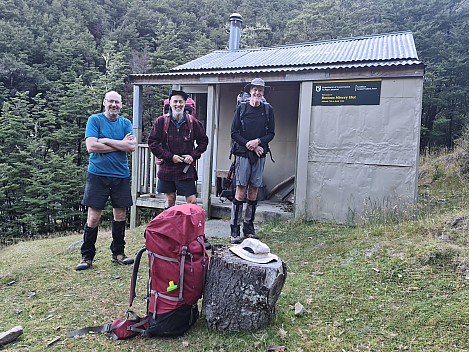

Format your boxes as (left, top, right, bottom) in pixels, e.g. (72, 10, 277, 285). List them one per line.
(85, 113, 134, 178)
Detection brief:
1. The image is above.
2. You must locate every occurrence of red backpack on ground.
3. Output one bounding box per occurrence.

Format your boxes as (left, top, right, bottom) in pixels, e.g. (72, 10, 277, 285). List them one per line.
(139, 203, 208, 336)
(67, 204, 209, 340)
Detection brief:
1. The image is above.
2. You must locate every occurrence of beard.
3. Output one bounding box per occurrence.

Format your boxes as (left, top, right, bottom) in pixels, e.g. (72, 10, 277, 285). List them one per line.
(106, 108, 119, 121)
(172, 108, 184, 121)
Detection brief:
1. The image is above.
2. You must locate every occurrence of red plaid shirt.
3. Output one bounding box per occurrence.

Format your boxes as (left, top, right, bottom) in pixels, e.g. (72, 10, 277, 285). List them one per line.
(148, 114, 208, 181)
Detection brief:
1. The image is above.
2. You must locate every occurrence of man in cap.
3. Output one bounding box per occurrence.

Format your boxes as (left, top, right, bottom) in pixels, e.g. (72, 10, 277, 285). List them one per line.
(148, 89, 208, 208)
(229, 78, 275, 244)
(76, 90, 136, 271)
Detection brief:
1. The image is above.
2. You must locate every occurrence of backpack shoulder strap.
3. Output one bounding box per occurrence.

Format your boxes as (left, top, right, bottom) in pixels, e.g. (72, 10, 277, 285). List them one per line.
(263, 102, 271, 132)
(66, 310, 148, 340)
(263, 102, 271, 118)
(187, 114, 193, 134)
(239, 102, 248, 131)
(129, 246, 147, 307)
(163, 115, 171, 135)
(240, 102, 247, 119)
(262, 102, 275, 163)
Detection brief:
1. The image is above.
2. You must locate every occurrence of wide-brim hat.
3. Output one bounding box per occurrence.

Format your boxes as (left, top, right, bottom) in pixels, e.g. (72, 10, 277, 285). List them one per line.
(229, 238, 278, 264)
(243, 78, 271, 94)
(168, 89, 189, 101)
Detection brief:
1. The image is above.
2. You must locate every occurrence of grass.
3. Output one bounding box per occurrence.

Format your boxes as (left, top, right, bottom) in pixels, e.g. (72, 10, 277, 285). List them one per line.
(1, 146, 469, 351)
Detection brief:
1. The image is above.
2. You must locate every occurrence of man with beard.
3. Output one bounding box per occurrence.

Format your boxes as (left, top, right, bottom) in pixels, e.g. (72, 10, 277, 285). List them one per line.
(148, 90, 208, 208)
(229, 78, 275, 244)
(76, 91, 136, 271)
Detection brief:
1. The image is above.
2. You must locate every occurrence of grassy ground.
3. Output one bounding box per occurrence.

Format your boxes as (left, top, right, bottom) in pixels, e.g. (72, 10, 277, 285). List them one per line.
(1, 148, 468, 351)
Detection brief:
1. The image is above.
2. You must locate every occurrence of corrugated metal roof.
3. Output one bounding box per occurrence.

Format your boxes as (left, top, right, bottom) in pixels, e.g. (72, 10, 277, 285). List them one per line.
(171, 31, 420, 72)
(130, 59, 422, 80)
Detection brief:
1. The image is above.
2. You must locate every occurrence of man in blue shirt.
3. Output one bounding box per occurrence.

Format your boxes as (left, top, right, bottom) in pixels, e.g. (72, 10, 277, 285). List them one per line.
(76, 91, 136, 271)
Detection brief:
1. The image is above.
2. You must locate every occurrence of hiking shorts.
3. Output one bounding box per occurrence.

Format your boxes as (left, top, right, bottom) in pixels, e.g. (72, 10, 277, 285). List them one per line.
(157, 179, 197, 197)
(235, 156, 265, 188)
(82, 173, 133, 210)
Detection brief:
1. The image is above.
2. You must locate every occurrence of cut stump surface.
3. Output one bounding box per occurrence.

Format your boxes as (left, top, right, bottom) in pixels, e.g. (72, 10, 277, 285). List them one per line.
(202, 245, 287, 331)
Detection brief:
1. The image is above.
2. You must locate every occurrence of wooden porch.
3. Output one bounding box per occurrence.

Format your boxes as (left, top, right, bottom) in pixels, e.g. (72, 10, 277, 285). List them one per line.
(129, 144, 293, 228)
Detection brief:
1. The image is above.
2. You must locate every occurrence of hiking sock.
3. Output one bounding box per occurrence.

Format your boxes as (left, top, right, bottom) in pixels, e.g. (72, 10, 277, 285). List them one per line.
(110, 220, 126, 255)
(243, 199, 258, 238)
(230, 198, 244, 227)
(230, 198, 244, 242)
(80, 224, 98, 260)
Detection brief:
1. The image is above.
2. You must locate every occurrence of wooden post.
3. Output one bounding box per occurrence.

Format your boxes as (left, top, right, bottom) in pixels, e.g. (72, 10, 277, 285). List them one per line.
(202, 245, 287, 331)
(130, 84, 143, 229)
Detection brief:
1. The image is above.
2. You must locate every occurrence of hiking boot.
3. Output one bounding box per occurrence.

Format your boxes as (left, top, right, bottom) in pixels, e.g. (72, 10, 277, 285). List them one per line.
(203, 236, 212, 250)
(230, 225, 242, 244)
(111, 254, 134, 265)
(230, 235, 242, 244)
(75, 259, 92, 271)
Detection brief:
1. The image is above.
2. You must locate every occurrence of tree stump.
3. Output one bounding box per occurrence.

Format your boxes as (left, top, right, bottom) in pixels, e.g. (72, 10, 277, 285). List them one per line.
(202, 245, 287, 331)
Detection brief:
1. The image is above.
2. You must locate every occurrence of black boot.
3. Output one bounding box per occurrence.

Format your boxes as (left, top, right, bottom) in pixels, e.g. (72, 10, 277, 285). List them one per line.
(230, 225, 241, 244)
(243, 199, 259, 239)
(76, 224, 98, 270)
(203, 234, 212, 250)
(230, 198, 244, 244)
(110, 220, 134, 265)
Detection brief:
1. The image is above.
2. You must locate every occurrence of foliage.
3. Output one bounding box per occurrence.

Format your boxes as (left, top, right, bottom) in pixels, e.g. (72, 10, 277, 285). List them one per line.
(0, 91, 84, 237)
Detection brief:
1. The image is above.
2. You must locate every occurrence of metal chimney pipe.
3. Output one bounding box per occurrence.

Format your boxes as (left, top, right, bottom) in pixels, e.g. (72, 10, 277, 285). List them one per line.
(229, 13, 243, 51)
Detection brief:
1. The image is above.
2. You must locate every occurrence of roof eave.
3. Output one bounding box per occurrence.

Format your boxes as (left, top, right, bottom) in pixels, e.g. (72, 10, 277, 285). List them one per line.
(129, 60, 425, 84)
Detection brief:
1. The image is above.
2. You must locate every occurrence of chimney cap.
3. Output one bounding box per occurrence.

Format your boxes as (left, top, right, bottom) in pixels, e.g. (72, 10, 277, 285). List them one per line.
(230, 13, 243, 23)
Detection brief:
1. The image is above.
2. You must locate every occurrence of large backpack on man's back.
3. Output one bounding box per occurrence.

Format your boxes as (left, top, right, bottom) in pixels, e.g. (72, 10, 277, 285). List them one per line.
(232, 91, 273, 159)
(218, 91, 274, 202)
(155, 97, 196, 165)
(235, 91, 271, 123)
(163, 97, 197, 118)
(66, 204, 209, 340)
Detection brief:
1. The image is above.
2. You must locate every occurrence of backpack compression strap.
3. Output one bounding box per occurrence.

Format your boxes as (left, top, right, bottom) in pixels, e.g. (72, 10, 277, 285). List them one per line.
(147, 250, 181, 303)
(66, 323, 113, 337)
(66, 310, 148, 340)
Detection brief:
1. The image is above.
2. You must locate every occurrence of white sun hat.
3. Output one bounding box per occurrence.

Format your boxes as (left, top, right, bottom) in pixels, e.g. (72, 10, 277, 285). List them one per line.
(229, 238, 278, 264)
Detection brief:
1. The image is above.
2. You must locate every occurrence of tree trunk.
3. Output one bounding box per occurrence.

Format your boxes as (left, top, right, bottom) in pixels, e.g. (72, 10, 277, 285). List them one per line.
(202, 245, 287, 331)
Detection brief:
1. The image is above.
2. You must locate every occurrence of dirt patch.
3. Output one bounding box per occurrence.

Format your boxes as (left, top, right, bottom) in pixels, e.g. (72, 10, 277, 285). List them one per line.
(438, 215, 469, 246)
(436, 215, 469, 278)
